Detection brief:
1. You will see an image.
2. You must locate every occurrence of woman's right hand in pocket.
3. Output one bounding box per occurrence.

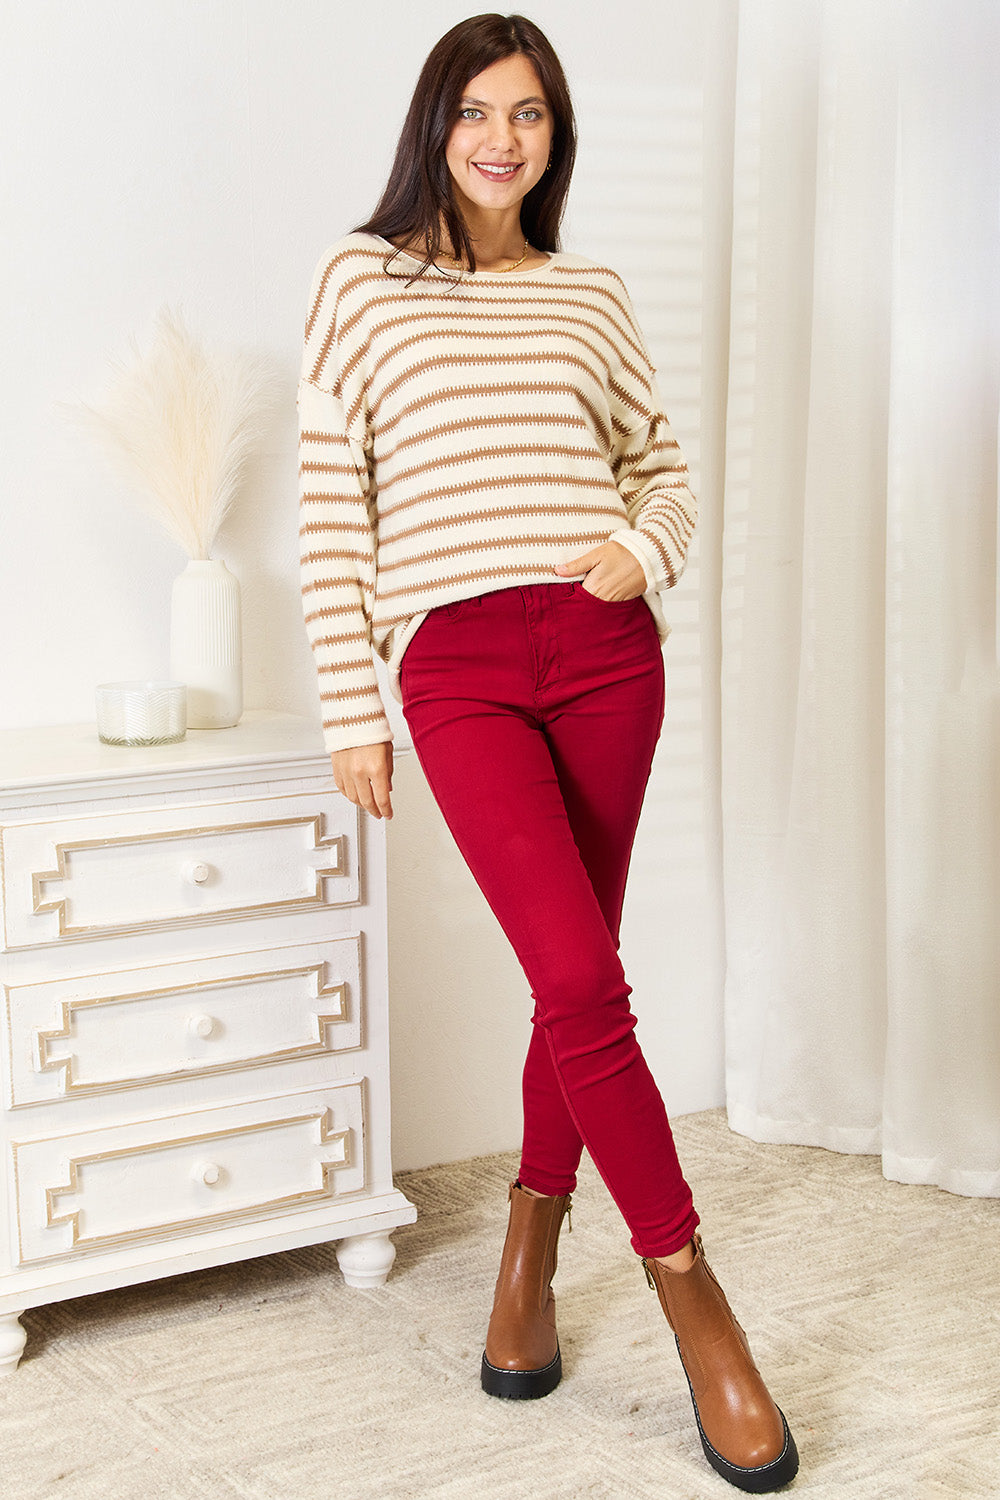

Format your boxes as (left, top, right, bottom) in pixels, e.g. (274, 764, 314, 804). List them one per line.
(330, 742, 394, 819)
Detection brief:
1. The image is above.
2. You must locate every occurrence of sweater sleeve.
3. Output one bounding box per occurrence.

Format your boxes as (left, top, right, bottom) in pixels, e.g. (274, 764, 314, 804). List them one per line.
(600, 272, 698, 591)
(298, 371, 392, 753)
(606, 387, 698, 591)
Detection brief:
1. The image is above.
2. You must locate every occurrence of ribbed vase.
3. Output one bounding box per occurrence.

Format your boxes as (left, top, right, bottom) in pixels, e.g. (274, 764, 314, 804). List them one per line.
(169, 558, 243, 729)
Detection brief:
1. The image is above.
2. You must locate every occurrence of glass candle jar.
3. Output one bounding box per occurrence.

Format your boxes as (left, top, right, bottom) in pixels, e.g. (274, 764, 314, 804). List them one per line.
(95, 681, 187, 746)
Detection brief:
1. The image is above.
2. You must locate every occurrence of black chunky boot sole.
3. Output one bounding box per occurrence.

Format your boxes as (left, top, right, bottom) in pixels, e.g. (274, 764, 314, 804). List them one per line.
(677, 1338, 799, 1492)
(480, 1345, 562, 1399)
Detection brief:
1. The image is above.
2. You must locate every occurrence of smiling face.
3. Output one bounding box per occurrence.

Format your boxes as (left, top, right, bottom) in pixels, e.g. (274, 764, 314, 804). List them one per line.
(444, 53, 554, 224)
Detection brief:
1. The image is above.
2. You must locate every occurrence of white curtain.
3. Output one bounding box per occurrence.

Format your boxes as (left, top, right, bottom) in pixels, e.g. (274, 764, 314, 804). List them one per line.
(721, 0, 1000, 1195)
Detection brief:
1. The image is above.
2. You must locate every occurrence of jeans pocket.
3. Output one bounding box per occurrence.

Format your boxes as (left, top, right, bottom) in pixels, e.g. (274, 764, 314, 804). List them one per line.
(571, 581, 641, 607)
(437, 595, 481, 620)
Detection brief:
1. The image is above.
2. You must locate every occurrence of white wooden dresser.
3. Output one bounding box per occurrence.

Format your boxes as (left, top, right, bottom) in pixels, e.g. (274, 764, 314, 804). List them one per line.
(0, 710, 415, 1373)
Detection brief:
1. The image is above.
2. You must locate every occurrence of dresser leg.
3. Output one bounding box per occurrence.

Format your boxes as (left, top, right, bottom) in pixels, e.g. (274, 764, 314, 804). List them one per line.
(335, 1231, 397, 1288)
(0, 1312, 27, 1375)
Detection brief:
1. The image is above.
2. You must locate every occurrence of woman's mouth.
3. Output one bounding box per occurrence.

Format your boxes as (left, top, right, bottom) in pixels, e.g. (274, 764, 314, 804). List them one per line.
(473, 162, 523, 184)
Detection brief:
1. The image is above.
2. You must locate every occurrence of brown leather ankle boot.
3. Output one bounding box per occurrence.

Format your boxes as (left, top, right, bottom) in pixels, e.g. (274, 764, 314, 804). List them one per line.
(643, 1236, 798, 1493)
(481, 1180, 572, 1399)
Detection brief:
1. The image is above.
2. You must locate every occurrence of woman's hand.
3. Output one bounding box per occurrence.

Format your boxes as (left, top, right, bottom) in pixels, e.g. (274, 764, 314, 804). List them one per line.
(330, 742, 394, 820)
(554, 540, 647, 600)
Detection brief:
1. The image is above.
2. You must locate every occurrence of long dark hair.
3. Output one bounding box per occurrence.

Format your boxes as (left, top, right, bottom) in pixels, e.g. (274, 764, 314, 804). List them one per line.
(355, 13, 576, 278)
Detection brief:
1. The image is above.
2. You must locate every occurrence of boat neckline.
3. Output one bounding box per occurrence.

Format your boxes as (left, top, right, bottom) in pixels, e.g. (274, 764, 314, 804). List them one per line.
(372, 234, 560, 278)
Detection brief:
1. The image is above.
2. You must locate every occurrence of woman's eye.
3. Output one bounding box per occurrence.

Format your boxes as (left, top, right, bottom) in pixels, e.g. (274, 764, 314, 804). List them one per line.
(518, 109, 542, 121)
(459, 108, 483, 121)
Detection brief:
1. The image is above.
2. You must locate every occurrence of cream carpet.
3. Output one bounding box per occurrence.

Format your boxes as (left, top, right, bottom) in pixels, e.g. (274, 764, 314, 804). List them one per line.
(1, 1109, 996, 1499)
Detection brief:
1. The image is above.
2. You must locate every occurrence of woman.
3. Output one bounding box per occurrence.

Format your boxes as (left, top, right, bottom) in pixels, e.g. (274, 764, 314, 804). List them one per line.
(298, 13, 798, 1493)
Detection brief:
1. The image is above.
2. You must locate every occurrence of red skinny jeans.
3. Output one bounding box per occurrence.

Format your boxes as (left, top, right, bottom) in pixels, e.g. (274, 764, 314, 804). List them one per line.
(400, 581, 699, 1257)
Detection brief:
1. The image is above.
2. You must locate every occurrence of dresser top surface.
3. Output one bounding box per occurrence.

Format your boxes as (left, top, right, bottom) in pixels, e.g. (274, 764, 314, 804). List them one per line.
(0, 711, 329, 796)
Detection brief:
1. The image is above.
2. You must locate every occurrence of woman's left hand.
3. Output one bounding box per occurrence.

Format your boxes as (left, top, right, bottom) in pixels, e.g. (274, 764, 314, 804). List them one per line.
(554, 540, 647, 600)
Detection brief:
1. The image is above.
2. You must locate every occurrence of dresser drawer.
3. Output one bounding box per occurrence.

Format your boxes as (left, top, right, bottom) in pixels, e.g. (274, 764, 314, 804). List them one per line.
(3, 937, 363, 1108)
(10, 1082, 365, 1264)
(1, 790, 358, 949)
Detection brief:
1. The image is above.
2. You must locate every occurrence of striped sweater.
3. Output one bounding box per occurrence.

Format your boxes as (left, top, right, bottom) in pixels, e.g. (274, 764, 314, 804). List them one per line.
(298, 231, 697, 752)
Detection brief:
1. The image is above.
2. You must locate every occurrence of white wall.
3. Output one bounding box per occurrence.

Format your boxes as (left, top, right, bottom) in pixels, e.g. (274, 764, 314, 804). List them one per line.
(1, 0, 736, 1170)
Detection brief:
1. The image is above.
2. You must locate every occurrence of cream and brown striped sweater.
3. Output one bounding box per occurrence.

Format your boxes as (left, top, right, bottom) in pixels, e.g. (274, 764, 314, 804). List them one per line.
(298, 231, 697, 752)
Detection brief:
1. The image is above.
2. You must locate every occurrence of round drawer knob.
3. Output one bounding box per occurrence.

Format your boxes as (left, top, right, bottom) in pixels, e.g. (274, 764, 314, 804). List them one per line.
(188, 1014, 216, 1039)
(183, 860, 213, 885)
(193, 1161, 222, 1187)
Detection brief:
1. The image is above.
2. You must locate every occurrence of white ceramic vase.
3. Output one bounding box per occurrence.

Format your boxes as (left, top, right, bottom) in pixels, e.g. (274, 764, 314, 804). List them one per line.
(169, 558, 243, 728)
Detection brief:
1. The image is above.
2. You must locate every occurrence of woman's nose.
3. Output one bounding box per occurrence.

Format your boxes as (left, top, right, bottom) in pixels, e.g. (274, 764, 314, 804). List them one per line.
(487, 118, 517, 152)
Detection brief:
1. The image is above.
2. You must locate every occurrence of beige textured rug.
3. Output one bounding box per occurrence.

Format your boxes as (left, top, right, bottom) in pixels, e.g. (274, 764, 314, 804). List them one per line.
(1, 1110, 996, 1499)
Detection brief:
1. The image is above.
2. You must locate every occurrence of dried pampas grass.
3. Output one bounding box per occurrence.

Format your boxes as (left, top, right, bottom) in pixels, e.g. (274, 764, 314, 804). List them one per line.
(66, 306, 281, 559)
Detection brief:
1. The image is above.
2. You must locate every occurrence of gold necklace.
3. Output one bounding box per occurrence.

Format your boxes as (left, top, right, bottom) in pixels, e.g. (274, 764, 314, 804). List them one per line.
(445, 236, 530, 273)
